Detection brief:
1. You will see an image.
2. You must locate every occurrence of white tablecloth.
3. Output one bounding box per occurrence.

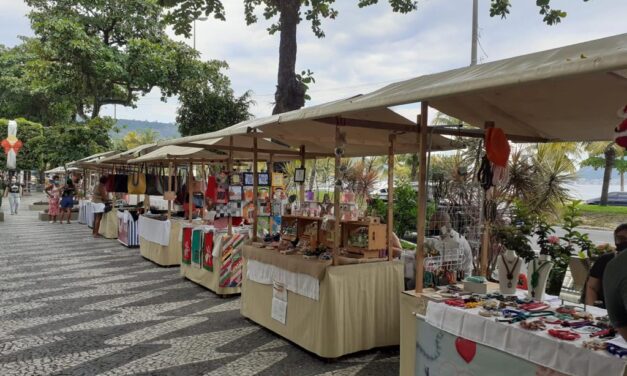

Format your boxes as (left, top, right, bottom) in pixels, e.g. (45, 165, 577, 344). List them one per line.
(78, 200, 94, 227)
(246, 259, 320, 301)
(425, 302, 626, 376)
(138, 215, 171, 246)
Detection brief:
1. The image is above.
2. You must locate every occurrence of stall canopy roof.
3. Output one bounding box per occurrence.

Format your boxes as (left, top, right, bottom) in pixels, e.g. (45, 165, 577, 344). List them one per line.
(166, 100, 460, 157)
(45, 166, 78, 174)
(66, 151, 118, 170)
(129, 140, 298, 164)
(97, 143, 157, 165)
(261, 33, 627, 142)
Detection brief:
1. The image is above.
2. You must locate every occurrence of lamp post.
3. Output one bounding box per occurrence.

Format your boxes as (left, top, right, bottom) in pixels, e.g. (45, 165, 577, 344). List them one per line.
(193, 16, 208, 50)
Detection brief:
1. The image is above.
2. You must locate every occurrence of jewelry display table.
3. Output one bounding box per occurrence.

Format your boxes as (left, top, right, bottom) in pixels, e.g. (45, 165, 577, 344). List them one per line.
(400, 290, 627, 376)
(240, 245, 403, 358)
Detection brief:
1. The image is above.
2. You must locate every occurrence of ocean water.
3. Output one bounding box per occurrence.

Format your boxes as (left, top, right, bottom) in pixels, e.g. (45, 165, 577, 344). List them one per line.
(568, 182, 623, 200)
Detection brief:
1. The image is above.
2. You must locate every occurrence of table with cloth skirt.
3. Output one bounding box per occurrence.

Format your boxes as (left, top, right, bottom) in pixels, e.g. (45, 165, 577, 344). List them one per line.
(240, 244, 403, 358)
(138, 216, 185, 266)
(78, 200, 94, 227)
(400, 290, 627, 376)
(180, 228, 248, 296)
(98, 208, 118, 239)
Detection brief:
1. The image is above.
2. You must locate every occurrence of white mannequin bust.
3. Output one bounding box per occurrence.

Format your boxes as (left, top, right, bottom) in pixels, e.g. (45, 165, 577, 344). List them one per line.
(527, 254, 553, 301)
(497, 249, 522, 295)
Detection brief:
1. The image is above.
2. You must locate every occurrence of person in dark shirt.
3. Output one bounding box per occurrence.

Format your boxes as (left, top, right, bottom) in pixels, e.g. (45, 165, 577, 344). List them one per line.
(586, 252, 616, 308)
(603, 223, 627, 340)
(59, 178, 76, 224)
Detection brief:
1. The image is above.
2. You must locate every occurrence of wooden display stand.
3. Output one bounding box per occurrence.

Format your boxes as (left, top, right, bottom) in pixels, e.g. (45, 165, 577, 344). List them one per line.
(342, 219, 386, 259)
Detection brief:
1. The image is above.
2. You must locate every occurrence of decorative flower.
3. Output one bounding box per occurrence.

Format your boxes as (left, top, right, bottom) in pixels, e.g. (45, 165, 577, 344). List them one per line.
(548, 235, 560, 244)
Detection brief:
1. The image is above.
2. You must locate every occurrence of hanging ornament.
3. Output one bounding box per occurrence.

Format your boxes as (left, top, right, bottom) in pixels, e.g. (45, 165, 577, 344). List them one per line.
(1, 120, 22, 170)
(334, 147, 344, 157)
(615, 105, 627, 149)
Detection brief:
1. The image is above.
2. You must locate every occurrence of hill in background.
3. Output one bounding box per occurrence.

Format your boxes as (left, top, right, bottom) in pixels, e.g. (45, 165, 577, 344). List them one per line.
(111, 119, 180, 140)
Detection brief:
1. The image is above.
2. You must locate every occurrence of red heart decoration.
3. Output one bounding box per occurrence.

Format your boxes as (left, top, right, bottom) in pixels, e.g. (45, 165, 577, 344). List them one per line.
(455, 337, 476, 363)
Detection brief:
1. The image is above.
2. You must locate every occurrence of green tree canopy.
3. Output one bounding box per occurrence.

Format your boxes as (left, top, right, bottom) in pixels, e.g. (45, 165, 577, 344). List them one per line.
(44, 117, 114, 168)
(177, 75, 253, 136)
(0, 118, 46, 171)
(20, 0, 233, 120)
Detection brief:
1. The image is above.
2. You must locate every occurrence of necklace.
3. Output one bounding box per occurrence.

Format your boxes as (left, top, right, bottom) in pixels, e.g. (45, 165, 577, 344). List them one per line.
(500, 254, 520, 288)
(531, 259, 551, 298)
(417, 331, 444, 361)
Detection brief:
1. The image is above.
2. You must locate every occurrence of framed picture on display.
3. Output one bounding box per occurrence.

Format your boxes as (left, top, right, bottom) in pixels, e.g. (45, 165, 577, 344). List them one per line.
(230, 173, 242, 186)
(228, 185, 243, 201)
(272, 172, 284, 187)
(243, 172, 254, 186)
(294, 168, 306, 183)
(258, 173, 269, 186)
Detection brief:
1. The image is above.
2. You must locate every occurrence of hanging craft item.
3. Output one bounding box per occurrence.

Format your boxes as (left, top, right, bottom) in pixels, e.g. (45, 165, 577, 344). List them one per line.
(1, 120, 22, 170)
(127, 166, 147, 194)
(181, 227, 193, 265)
(191, 228, 203, 267)
(203, 230, 214, 272)
(485, 127, 510, 167)
(219, 233, 247, 287)
(616, 104, 627, 149)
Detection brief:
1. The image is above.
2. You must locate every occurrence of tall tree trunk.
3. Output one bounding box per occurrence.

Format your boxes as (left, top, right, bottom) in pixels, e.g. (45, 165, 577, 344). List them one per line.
(600, 144, 616, 206)
(410, 154, 418, 181)
(272, 0, 306, 115)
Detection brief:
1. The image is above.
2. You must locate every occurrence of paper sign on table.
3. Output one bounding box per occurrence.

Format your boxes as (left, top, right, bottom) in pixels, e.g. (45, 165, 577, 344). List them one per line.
(271, 297, 287, 325)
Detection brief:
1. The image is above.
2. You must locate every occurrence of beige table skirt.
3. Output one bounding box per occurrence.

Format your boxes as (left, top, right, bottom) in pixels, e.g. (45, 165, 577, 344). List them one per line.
(98, 209, 118, 239)
(241, 259, 403, 358)
(139, 220, 184, 266)
(180, 261, 241, 296)
(399, 290, 429, 376)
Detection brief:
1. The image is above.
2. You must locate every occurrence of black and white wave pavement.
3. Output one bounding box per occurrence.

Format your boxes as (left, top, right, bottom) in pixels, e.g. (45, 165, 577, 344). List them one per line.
(0, 196, 398, 375)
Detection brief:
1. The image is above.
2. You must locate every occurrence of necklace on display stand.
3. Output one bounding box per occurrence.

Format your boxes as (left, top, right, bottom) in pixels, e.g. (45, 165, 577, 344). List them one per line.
(531, 258, 551, 298)
(500, 253, 520, 289)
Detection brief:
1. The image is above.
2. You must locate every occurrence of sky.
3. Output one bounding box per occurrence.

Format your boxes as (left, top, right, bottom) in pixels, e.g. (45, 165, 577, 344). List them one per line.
(1, 0, 627, 123)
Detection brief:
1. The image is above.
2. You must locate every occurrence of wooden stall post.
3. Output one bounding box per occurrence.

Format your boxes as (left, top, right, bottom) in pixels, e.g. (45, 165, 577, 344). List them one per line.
(253, 136, 259, 241)
(228, 136, 234, 235)
(82, 168, 87, 199)
(299, 145, 306, 206)
(188, 161, 193, 223)
(415, 102, 429, 293)
(387, 134, 395, 262)
(333, 126, 342, 266)
(268, 153, 274, 234)
(480, 121, 495, 276)
(167, 162, 173, 219)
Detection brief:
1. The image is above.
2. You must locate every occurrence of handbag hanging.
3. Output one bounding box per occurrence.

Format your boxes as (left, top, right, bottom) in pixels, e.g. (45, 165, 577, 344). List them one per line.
(190, 166, 203, 193)
(105, 171, 115, 192)
(113, 167, 128, 193)
(128, 165, 147, 194)
(145, 166, 164, 196)
(163, 165, 178, 201)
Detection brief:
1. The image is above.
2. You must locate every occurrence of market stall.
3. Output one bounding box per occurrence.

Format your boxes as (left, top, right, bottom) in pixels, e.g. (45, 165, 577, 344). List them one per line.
(129, 139, 296, 294)
(159, 105, 458, 357)
(312, 34, 627, 374)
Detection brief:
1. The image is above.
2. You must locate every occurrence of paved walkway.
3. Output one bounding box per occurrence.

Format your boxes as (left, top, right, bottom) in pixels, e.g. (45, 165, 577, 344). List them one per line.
(0, 195, 398, 376)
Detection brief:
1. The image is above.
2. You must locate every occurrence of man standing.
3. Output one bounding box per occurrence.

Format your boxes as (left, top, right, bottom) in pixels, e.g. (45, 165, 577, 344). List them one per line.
(602, 224, 627, 340)
(3, 176, 22, 215)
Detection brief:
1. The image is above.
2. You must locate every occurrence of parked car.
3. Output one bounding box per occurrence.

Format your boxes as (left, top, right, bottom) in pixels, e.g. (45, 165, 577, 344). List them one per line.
(586, 192, 627, 206)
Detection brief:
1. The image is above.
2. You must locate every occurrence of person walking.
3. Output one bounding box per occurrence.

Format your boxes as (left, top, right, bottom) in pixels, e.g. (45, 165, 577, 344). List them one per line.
(59, 178, 76, 224)
(92, 176, 108, 238)
(3, 176, 22, 215)
(45, 175, 61, 223)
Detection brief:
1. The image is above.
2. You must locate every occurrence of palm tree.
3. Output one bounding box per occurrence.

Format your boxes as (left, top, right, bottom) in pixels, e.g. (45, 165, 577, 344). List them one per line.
(582, 142, 625, 205)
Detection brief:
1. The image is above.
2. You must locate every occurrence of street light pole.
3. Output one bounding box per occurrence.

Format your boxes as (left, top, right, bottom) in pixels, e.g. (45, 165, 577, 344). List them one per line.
(471, 0, 478, 66)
